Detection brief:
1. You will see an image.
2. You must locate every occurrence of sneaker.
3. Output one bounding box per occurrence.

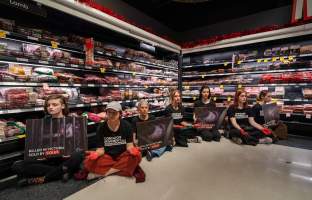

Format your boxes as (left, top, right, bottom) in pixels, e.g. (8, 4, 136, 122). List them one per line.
(146, 150, 153, 162)
(87, 172, 103, 180)
(165, 145, 173, 152)
(232, 137, 242, 145)
(18, 177, 45, 187)
(259, 137, 273, 144)
(187, 136, 202, 143)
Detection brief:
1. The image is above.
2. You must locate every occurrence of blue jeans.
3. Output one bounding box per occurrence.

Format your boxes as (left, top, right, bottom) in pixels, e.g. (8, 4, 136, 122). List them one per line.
(151, 146, 173, 157)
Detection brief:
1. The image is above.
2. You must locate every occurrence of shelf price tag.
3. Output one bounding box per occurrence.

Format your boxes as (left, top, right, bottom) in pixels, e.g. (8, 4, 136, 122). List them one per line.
(286, 113, 291, 117)
(201, 75, 205, 79)
(306, 114, 311, 119)
(100, 68, 106, 73)
(213, 97, 217, 101)
(257, 59, 262, 63)
(237, 61, 242, 64)
(280, 57, 285, 61)
(193, 97, 196, 100)
(144, 85, 148, 88)
(272, 98, 277, 103)
(184, 86, 190, 90)
(224, 62, 229, 66)
(288, 56, 294, 61)
(263, 59, 268, 63)
(51, 41, 59, 49)
(132, 72, 136, 76)
(16, 134, 26, 139)
(219, 85, 224, 89)
(272, 57, 277, 62)
(238, 84, 242, 89)
(0, 31, 6, 38)
(227, 96, 231, 102)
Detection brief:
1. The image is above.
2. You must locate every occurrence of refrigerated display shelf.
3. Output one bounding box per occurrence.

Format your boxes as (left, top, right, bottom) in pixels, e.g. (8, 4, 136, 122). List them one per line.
(0, 82, 176, 88)
(182, 95, 312, 103)
(182, 83, 312, 88)
(182, 67, 312, 78)
(0, 57, 176, 78)
(96, 50, 178, 71)
(0, 97, 169, 115)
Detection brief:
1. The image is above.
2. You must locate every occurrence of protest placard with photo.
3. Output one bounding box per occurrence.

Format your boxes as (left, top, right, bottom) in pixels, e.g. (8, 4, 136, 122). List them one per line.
(136, 116, 174, 150)
(25, 116, 87, 160)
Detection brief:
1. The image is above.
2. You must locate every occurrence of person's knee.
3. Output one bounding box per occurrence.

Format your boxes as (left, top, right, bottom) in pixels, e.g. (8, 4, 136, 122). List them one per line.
(201, 130, 213, 141)
(12, 160, 24, 174)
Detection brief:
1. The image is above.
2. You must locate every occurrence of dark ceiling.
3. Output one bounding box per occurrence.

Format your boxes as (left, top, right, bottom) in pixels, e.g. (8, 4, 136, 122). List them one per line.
(122, 0, 292, 32)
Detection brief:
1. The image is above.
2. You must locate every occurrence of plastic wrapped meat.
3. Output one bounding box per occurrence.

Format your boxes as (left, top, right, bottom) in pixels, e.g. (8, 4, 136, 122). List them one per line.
(83, 74, 106, 84)
(54, 72, 83, 84)
(80, 94, 97, 103)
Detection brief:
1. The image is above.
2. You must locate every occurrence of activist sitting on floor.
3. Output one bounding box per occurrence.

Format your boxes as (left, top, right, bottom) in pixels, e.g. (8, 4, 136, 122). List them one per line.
(131, 100, 173, 162)
(249, 90, 288, 141)
(83, 101, 144, 182)
(227, 90, 271, 146)
(165, 89, 201, 147)
(193, 85, 221, 142)
(12, 94, 85, 187)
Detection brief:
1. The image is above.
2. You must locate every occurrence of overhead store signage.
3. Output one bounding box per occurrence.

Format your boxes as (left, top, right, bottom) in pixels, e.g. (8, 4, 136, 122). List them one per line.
(140, 42, 156, 53)
(0, 0, 47, 17)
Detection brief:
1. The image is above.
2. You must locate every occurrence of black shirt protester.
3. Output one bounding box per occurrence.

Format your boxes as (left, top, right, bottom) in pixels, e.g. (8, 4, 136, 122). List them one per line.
(194, 100, 216, 108)
(165, 105, 185, 125)
(227, 106, 252, 129)
(96, 119, 133, 158)
(250, 103, 265, 125)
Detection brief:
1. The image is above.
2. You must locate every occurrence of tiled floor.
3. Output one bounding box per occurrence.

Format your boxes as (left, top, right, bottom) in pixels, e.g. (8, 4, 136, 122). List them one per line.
(66, 139, 312, 200)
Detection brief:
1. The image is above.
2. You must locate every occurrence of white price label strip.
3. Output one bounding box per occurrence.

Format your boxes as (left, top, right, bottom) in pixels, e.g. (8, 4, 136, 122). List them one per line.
(306, 114, 311, 119)
(286, 113, 291, 117)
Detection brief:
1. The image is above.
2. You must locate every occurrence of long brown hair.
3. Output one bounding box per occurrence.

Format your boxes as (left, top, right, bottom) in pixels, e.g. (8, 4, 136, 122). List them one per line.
(44, 94, 69, 116)
(233, 89, 248, 109)
(257, 90, 269, 101)
(170, 89, 181, 106)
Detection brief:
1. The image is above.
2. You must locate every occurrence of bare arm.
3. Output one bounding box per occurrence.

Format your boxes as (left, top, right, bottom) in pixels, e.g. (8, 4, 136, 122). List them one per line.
(181, 121, 192, 127)
(126, 142, 134, 151)
(230, 117, 243, 131)
(95, 147, 105, 156)
(248, 117, 264, 131)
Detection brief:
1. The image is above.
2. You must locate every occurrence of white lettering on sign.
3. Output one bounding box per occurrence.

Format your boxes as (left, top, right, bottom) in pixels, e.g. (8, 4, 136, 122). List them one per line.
(10, 0, 29, 10)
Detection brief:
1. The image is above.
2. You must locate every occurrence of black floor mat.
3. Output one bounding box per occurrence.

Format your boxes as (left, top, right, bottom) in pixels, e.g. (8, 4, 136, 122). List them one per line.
(276, 135, 312, 150)
(0, 179, 97, 200)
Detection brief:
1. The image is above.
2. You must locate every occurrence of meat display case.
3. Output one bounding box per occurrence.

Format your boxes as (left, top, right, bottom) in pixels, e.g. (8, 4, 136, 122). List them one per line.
(182, 35, 312, 138)
(0, 1, 178, 185)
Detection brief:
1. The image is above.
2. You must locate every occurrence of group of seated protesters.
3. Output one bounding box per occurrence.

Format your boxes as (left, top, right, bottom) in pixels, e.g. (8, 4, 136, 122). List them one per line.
(11, 86, 287, 186)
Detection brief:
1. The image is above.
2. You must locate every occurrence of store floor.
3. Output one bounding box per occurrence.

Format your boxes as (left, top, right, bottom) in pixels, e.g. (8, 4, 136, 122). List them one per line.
(66, 139, 312, 200)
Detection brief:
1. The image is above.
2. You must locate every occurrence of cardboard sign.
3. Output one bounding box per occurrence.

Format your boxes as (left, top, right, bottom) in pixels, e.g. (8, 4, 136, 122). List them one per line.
(136, 116, 174, 151)
(262, 103, 280, 126)
(193, 107, 226, 129)
(25, 117, 88, 160)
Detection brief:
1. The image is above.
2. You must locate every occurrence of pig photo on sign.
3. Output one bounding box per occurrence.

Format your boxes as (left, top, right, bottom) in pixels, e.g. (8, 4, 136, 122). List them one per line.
(136, 116, 174, 150)
(194, 107, 225, 129)
(262, 103, 280, 126)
